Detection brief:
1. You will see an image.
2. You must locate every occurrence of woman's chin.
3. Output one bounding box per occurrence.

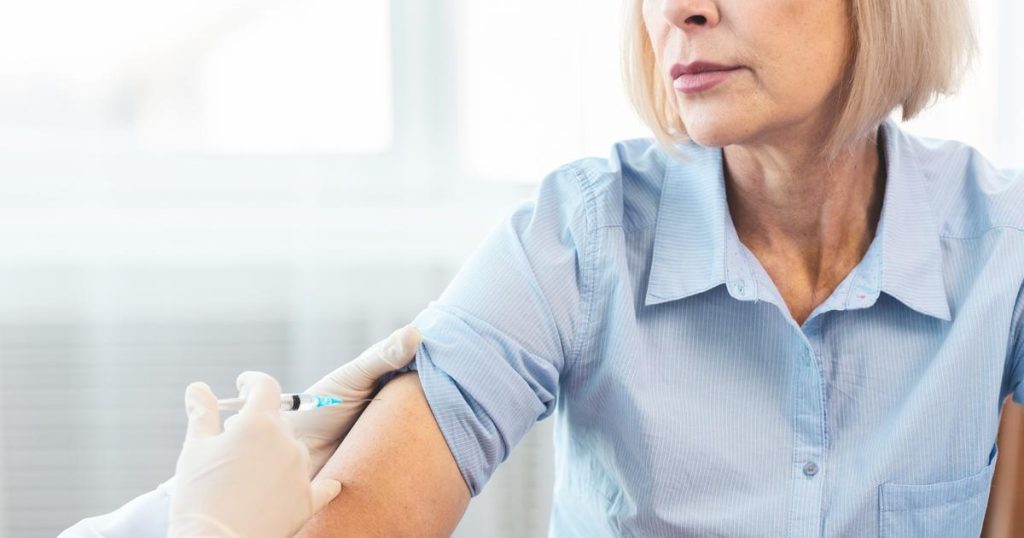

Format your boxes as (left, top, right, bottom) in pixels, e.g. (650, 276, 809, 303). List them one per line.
(681, 112, 761, 148)
(683, 127, 744, 148)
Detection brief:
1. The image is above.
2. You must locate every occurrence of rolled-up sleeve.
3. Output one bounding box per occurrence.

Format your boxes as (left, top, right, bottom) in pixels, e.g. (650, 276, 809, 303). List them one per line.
(405, 165, 594, 496)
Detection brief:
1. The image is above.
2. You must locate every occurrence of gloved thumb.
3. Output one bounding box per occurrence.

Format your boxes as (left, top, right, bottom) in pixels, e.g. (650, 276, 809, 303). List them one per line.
(184, 382, 222, 439)
(371, 324, 422, 371)
(324, 325, 422, 390)
(309, 478, 342, 513)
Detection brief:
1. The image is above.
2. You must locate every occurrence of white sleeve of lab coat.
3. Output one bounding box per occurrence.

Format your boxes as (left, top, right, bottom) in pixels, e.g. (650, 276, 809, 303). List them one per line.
(58, 479, 172, 538)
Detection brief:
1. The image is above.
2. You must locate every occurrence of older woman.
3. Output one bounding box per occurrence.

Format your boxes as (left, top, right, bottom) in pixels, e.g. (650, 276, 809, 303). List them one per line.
(300, 0, 1022, 536)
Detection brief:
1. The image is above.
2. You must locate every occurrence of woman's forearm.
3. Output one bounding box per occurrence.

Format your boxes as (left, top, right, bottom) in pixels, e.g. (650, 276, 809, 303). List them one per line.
(295, 372, 471, 537)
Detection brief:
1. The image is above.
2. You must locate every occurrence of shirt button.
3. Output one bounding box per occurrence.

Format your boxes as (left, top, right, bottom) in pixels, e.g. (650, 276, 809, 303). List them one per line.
(803, 461, 819, 477)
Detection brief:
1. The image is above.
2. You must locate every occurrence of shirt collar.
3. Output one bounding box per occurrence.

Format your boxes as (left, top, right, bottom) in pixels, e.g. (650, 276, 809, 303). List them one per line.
(643, 118, 951, 322)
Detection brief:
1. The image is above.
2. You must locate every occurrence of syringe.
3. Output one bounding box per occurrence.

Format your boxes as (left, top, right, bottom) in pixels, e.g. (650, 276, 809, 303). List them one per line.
(217, 393, 374, 412)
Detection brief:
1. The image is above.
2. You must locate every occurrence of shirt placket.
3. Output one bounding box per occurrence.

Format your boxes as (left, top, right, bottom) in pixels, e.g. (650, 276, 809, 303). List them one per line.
(786, 322, 828, 538)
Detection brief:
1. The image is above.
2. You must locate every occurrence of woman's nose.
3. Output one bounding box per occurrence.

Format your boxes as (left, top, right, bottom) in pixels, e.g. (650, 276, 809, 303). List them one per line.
(661, 0, 720, 29)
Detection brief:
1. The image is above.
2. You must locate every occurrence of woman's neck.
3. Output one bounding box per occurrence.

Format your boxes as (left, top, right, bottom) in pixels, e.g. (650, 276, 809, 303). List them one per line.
(721, 126, 886, 303)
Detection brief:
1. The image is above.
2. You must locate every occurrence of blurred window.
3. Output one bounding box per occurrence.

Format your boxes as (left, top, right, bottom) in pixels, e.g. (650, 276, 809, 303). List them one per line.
(0, 0, 392, 154)
(457, 0, 648, 183)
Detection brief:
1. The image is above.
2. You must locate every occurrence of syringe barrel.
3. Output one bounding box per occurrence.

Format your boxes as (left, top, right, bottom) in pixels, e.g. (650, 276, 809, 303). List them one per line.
(283, 394, 317, 411)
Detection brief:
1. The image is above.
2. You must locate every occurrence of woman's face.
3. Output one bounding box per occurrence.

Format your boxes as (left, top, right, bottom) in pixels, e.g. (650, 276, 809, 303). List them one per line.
(642, 0, 852, 148)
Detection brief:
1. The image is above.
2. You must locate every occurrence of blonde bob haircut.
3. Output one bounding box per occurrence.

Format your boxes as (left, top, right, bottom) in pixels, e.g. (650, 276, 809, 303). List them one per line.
(622, 0, 977, 161)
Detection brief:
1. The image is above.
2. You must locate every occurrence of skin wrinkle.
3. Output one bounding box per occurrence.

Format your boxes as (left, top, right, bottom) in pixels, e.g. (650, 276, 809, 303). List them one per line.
(643, 0, 885, 325)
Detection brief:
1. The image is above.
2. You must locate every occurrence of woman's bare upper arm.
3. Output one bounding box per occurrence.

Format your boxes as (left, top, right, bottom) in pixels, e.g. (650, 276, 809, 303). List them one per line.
(295, 371, 471, 538)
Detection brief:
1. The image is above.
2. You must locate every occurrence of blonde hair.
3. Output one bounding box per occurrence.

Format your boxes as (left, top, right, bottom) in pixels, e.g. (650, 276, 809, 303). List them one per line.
(621, 0, 977, 160)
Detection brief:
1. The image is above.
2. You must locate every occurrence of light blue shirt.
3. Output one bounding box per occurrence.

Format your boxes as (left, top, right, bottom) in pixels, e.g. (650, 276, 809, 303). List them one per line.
(406, 118, 1024, 537)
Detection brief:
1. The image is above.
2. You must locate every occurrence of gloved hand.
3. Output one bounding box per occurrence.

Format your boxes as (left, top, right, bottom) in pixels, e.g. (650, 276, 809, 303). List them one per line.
(169, 372, 341, 538)
(286, 324, 421, 477)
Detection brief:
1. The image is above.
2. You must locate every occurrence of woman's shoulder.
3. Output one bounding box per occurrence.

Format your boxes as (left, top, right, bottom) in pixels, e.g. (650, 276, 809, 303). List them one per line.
(546, 137, 712, 232)
(896, 126, 1024, 238)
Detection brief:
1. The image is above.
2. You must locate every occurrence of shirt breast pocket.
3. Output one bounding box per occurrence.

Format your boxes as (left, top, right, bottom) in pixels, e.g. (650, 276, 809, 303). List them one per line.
(878, 448, 998, 538)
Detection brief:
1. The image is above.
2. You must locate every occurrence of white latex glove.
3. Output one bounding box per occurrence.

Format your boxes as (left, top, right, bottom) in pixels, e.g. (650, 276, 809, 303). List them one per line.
(169, 372, 341, 538)
(286, 324, 421, 477)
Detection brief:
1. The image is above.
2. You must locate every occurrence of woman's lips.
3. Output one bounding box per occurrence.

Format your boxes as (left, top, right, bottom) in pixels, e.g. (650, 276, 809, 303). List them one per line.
(673, 67, 742, 94)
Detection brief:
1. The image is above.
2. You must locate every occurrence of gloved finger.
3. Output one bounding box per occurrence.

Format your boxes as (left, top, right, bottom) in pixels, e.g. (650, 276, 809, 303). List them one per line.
(309, 478, 342, 513)
(184, 382, 222, 438)
(236, 371, 283, 415)
(293, 437, 315, 477)
(278, 413, 297, 439)
(322, 324, 421, 390)
(223, 413, 242, 432)
(222, 409, 281, 434)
